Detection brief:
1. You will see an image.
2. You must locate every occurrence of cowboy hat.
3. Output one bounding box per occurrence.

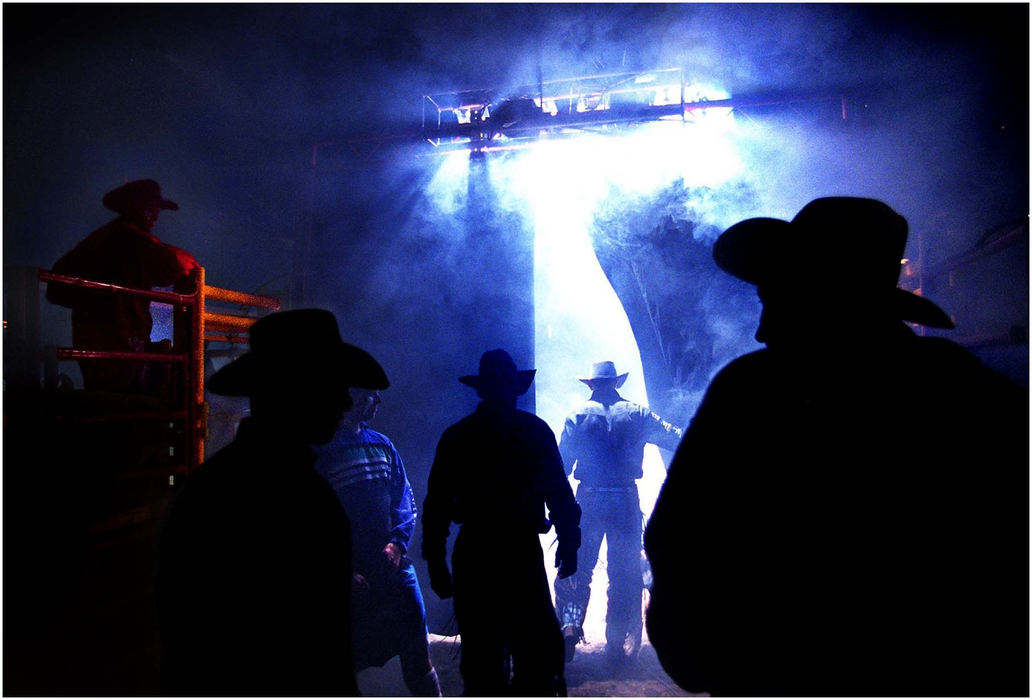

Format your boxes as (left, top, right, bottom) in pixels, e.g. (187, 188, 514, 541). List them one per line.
(712, 197, 954, 329)
(207, 309, 389, 397)
(578, 360, 629, 388)
(459, 349, 535, 397)
(103, 179, 180, 214)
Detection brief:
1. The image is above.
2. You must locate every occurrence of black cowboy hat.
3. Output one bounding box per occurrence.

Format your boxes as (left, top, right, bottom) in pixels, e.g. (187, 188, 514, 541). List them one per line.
(459, 349, 536, 397)
(102, 179, 179, 214)
(207, 309, 389, 397)
(713, 197, 954, 329)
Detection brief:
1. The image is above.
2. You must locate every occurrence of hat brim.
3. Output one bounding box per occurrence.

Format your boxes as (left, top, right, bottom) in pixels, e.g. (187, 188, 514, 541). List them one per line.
(894, 288, 954, 329)
(208, 342, 389, 397)
(459, 369, 536, 397)
(712, 217, 790, 285)
(714, 217, 954, 329)
(160, 199, 180, 211)
(578, 372, 629, 388)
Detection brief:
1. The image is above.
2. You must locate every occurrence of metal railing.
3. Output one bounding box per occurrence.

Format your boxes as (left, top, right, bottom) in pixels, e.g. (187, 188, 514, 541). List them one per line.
(36, 266, 281, 475)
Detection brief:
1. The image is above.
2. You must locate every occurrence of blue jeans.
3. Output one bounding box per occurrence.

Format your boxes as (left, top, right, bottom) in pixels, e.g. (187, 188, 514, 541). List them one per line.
(352, 560, 430, 677)
(554, 488, 644, 653)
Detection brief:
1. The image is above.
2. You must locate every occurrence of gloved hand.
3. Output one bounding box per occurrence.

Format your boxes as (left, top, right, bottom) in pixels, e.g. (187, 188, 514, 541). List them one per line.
(427, 558, 454, 599)
(555, 543, 578, 579)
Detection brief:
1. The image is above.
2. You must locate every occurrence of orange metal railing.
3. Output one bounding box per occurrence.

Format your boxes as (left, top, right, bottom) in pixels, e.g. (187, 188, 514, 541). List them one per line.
(36, 266, 281, 475)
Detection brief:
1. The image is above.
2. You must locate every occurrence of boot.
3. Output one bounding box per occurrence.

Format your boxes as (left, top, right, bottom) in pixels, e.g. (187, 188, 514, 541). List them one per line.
(562, 625, 581, 663)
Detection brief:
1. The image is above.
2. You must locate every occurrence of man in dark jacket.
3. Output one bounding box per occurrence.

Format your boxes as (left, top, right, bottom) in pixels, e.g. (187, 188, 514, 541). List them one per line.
(644, 197, 1029, 697)
(422, 349, 581, 696)
(554, 361, 682, 664)
(47, 179, 199, 394)
(156, 309, 389, 696)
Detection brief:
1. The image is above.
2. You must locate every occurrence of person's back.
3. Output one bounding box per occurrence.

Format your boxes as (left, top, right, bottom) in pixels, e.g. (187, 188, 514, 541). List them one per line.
(422, 350, 580, 696)
(562, 392, 681, 487)
(644, 198, 1029, 696)
(158, 418, 357, 696)
(555, 361, 682, 662)
(432, 401, 569, 533)
(648, 331, 1027, 696)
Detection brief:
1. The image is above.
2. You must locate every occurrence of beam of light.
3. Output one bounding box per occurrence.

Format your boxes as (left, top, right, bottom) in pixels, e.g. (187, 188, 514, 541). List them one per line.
(423, 148, 470, 215)
(423, 105, 744, 646)
(518, 116, 742, 644)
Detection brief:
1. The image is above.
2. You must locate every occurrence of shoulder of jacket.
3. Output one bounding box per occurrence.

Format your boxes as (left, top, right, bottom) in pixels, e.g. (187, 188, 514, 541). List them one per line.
(362, 426, 394, 445)
(713, 349, 770, 377)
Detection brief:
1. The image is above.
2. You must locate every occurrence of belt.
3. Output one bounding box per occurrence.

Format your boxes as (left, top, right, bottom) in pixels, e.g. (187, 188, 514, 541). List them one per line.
(579, 485, 637, 493)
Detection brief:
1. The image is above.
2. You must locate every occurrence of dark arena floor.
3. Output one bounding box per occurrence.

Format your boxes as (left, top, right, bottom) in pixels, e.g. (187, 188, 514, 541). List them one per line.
(358, 635, 691, 697)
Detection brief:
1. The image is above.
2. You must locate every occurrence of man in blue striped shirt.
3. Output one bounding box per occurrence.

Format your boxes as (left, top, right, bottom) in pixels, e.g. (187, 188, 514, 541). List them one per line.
(315, 388, 441, 696)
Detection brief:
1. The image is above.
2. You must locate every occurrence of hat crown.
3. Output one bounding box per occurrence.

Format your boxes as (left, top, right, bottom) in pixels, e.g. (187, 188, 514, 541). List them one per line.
(249, 309, 342, 357)
(102, 179, 178, 214)
(477, 349, 519, 386)
(589, 361, 619, 379)
(791, 197, 907, 286)
(459, 349, 536, 397)
(207, 309, 389, 396)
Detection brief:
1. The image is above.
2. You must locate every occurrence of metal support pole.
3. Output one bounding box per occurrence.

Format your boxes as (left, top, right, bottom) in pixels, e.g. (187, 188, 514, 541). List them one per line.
(190, 267, 206, 473)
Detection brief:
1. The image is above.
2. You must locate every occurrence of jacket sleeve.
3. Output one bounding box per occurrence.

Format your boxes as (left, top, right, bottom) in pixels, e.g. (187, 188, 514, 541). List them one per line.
(640, 407, 685, 454)
(541, 423, 581, 549)
(421, 431, 456, 563)
(387, 440, 417, 553)
(134, 233, 198, 288)
(558, 415, 579, 477)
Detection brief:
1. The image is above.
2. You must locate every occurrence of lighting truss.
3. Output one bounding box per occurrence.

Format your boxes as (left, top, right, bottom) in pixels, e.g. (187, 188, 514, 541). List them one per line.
(421, 68, 850, 156)
(422, 68, 690, 154)
(310, 69, 850, 166)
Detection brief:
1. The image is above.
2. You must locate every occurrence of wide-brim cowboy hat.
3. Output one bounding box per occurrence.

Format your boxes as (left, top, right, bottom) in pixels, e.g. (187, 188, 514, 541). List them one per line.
(459, 349, 536, 397)
(103, 179, 179, 214)
(208, 309, 389, 397)
(578, 360, 629, 388)
(712, 197, 954, 329)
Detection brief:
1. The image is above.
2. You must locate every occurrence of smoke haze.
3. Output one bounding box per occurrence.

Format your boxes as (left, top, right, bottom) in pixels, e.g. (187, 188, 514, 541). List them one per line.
(5, 1, 1027, 640)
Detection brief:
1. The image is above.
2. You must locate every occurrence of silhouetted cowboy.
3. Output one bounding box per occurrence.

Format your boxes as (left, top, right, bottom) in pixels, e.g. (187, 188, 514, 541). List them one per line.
(47, 179, 199, 394)
(554, 360, 682, 665)
(644, 197, 1029, 696)
(422, 349, 581, 696)
(156, 309, 388, 696)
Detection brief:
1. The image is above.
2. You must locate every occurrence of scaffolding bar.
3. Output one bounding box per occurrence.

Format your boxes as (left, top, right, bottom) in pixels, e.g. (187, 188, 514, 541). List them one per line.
(203, 285, 281, 310)
(38, 270, 196, 305)
(56, 348, 190, 364)
(203, 312, 260, 332)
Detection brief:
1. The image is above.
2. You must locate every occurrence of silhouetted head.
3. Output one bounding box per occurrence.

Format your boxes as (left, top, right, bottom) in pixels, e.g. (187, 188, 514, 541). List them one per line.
(208, 309, 388, 444)
(459, 349, 535, 402)
(578, 360, 628, 392)
(344, 387, 383, 432)
(103, 179, 179, 231)
(713, 197, 953, 350)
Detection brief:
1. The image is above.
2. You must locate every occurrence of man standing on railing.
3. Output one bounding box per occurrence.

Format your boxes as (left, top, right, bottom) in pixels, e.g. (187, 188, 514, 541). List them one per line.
(46, 178, 199, 394)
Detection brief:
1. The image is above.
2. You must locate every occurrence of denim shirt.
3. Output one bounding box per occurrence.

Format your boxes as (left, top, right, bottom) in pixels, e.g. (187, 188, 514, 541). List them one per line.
(560, 388, 683, 486)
